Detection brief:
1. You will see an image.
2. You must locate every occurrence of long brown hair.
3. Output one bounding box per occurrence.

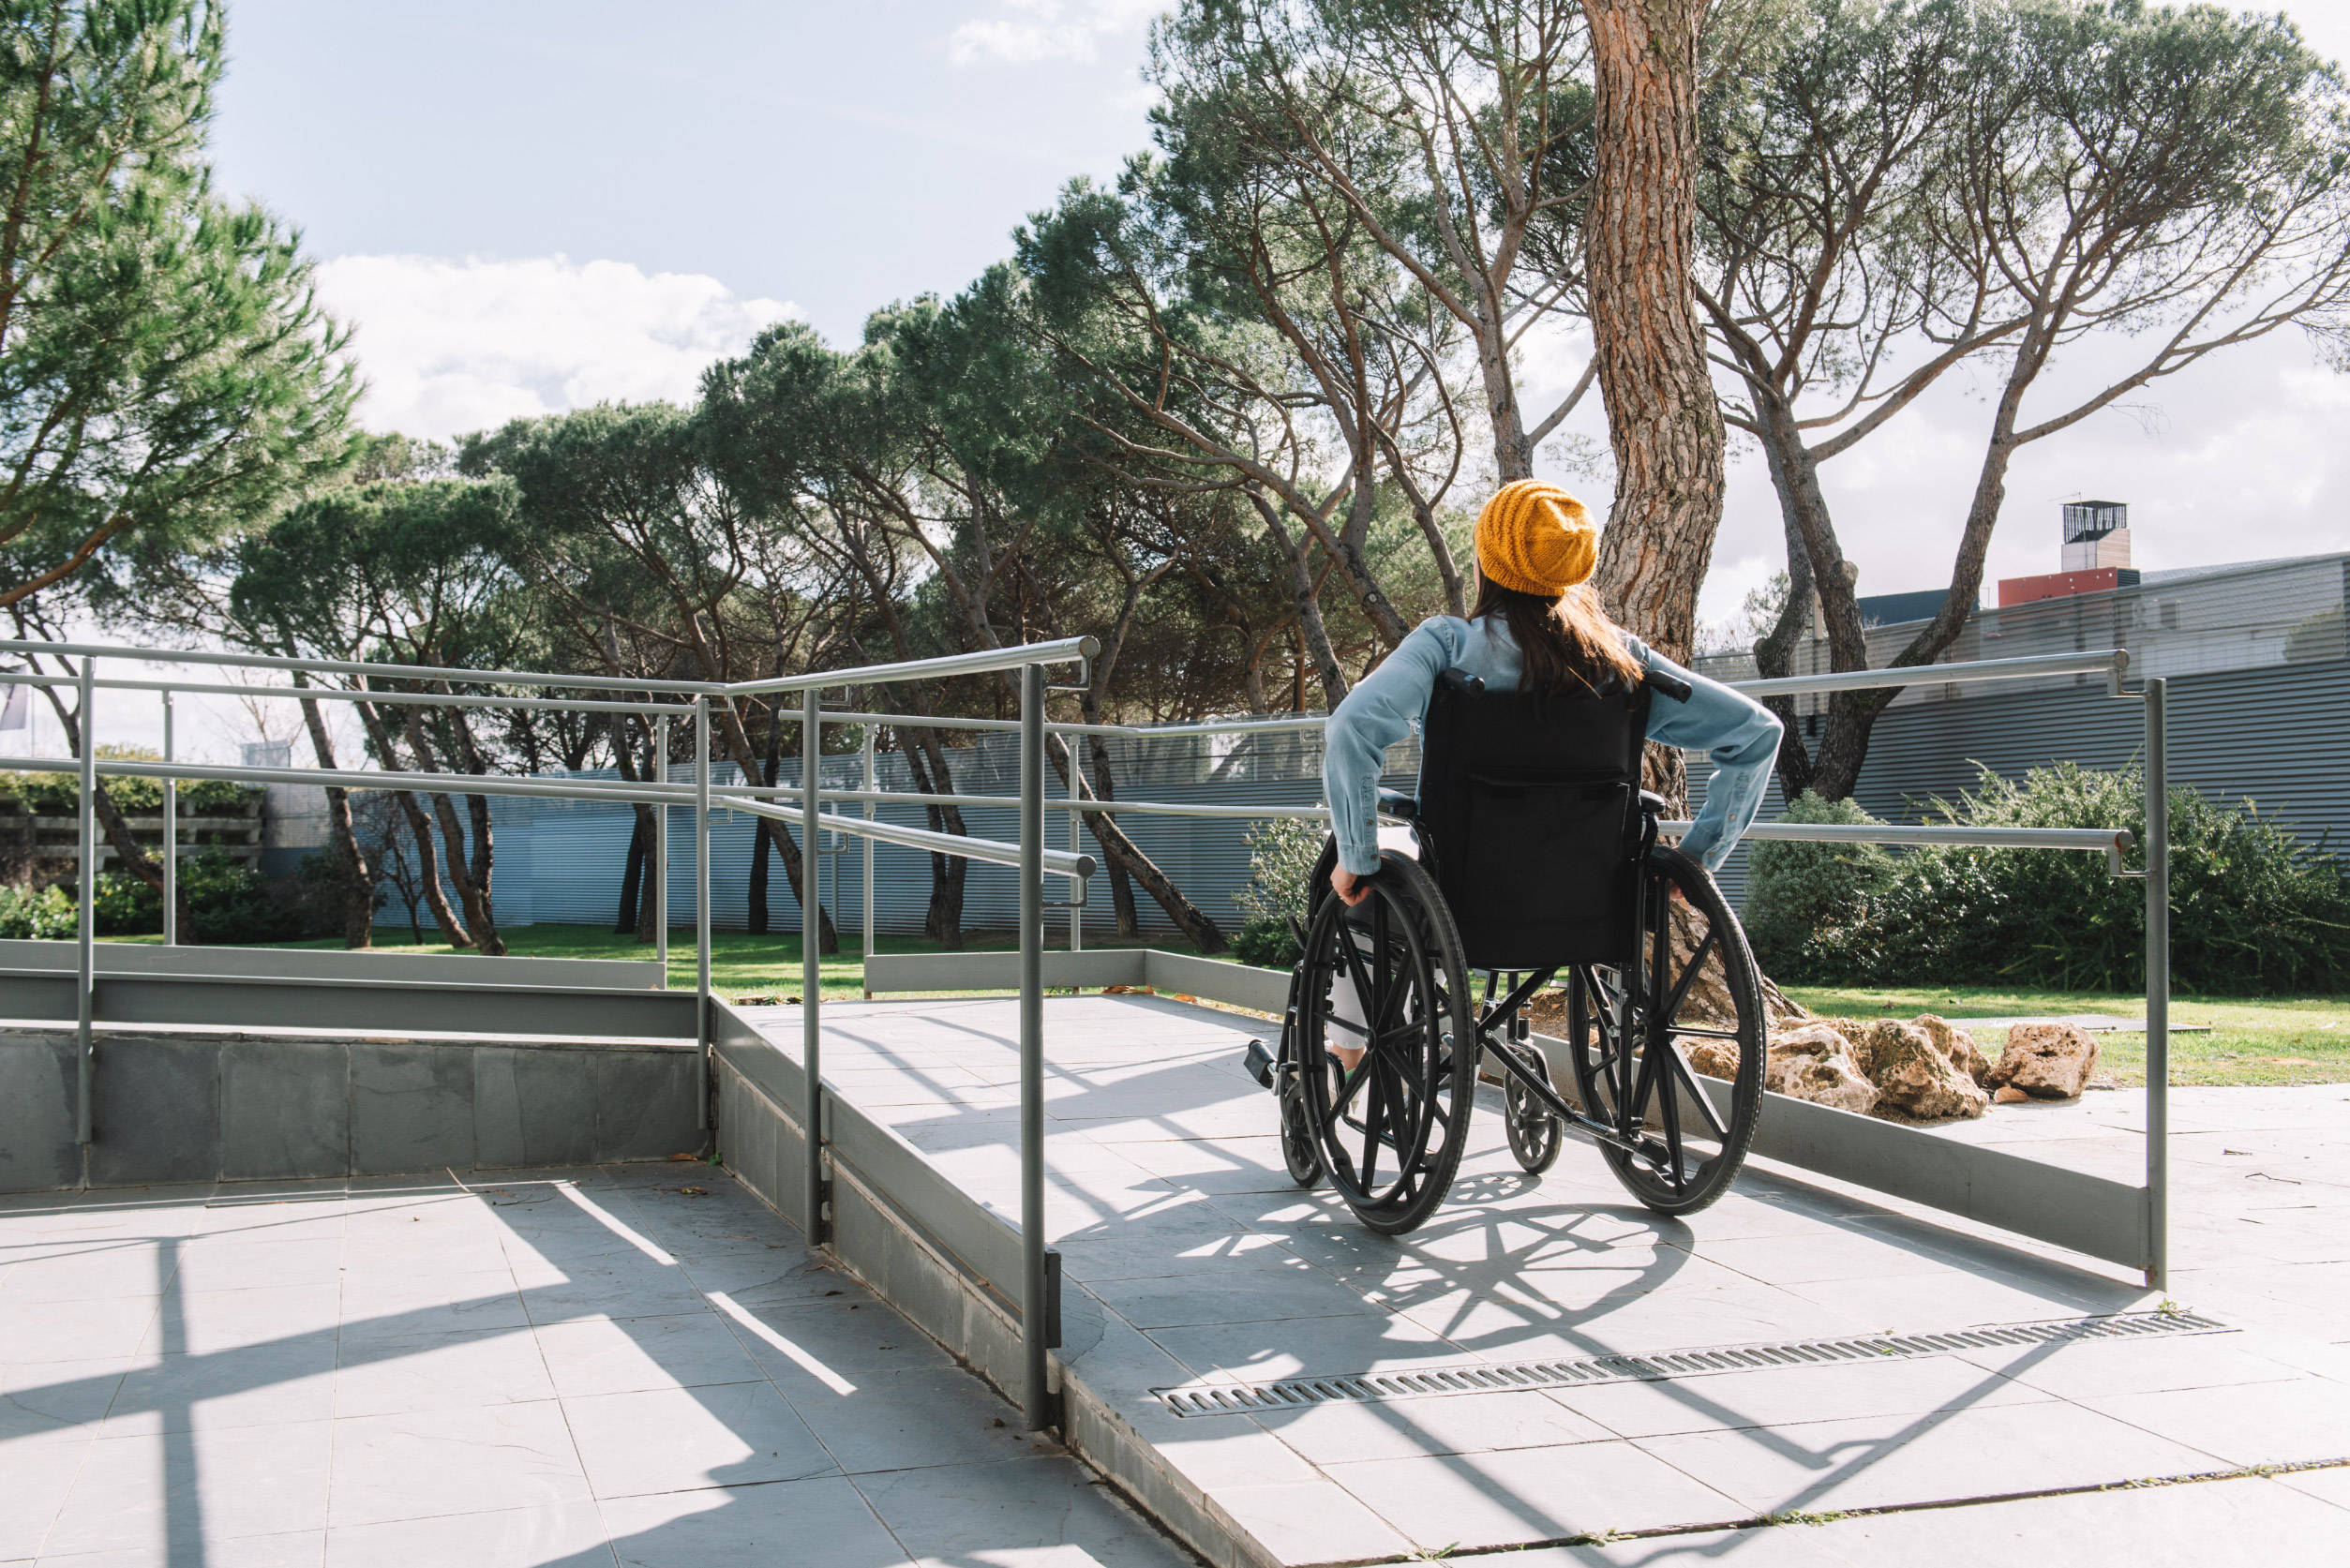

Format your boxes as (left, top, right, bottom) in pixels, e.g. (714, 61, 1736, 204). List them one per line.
(1471, 575, 1645, 698)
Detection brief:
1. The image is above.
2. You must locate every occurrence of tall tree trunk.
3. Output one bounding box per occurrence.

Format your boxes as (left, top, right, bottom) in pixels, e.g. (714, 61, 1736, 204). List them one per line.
(295, 695, 373, 948)
(354, 709, 470, 949)
(354, 703, 470, 946)
(897, 735, 966, 949)
(748, 714, 783, 934)
(616, 818, 647, 935)
(397, 707, 501, 953)
(1585, 0, 1724, 813)
(1248, 492, 1347, 707)
(704, 698, 839, 953)
(1047, 736, 1224, 953)
(1088, 736, 1141, 940)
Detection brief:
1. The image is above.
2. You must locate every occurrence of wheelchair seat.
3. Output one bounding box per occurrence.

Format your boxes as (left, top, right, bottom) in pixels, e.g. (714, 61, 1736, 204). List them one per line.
(1413, 668, 1654, 970)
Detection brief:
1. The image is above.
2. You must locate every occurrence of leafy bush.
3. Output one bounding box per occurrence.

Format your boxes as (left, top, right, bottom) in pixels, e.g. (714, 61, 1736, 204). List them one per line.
(0, 852, 312, 944)
(1233, 917, 1301, 970)
(1234, 817, 1327, 968)
(1758, 764, 2350, 995)
(1744, 791, 1893, 979)
(0, 751, 255, 816)
(0, 883, 77, 938)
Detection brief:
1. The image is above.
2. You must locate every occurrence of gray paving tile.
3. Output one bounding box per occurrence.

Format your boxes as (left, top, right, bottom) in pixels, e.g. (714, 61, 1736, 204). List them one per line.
(143, 1285, 341, 1357)
(1207, 1477, 1417, 1566)
(1088, 1262, 1379, 1330)
(532, 1309, 764, 1398)
(326, 1401, 591, 1527)
(1956, 1331, 2315, 1400)
(0, 1429, 94, 1561)
(1262, 1388, 1615, 1466)
(0, 1247, 174, 1305)
(1325, 1439, 1745, 1550)
(104, 1339, 339, 1435)
(2079, 1379, 2350, 1467)
(1550, 1354, 2052, 1441)
(722, 1298, 956, 1381)
(2275, 1461, 2350, 1511)
(561, 1381, 837, 1499)
(1779, 1472, 2349, 1567)
(599, 1476, 906, 1568)
(1633, 1399, 2227, 1516)
(0, 1358, 131, 1438)
(333, 1272, 528, 1344)
(44, 1420, 334, 1555)
(0, 1295, 159, 1363)
(1145, 1311, 1475, 1384)
(854, 1455, 1197, 1567)
(35, 1526, 329, 1567)
(786, 1366, 1034, 1474)
(332, 1326, 554, 1419)
(321, 1500, 610, 1568)
(174, 1237, 347, 1293)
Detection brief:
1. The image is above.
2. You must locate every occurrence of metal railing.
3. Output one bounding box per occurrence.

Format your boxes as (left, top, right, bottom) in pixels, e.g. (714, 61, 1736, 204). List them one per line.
(0, 631, 2174, 1440)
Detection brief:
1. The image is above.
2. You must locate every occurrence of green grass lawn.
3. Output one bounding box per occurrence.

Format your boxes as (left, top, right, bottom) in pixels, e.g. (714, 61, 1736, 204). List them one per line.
(101, 925, 2350, 1088)
(118, 923, 1197, 1005)
(1781, 983, 2350, 1088)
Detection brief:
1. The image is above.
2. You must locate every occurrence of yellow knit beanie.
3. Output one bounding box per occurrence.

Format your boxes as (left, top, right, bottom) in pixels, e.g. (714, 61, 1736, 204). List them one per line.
(1474, 480, 1598, 596)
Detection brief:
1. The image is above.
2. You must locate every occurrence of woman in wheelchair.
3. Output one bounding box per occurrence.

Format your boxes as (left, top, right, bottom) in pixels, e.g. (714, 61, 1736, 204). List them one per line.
(1253, 480, 1782, 1234)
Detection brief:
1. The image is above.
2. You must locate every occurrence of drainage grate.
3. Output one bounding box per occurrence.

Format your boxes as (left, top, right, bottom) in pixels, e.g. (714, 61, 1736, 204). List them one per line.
(1153, 1310, 2230, 1417)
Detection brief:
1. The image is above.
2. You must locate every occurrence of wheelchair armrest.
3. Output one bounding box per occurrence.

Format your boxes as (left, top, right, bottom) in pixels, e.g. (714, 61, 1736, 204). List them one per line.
(1639, 789, 1669, 817)
(1376, 788, 1420, 823)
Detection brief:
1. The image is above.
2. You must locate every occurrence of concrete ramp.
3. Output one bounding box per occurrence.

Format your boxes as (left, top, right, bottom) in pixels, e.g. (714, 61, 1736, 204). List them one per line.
(726, 993, 2350, 1566)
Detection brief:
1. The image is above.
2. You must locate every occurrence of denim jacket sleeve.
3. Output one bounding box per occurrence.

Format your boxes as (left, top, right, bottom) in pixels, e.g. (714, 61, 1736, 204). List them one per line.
(1630, 637, 1784, 874)
(1321, 618, 1463, 875)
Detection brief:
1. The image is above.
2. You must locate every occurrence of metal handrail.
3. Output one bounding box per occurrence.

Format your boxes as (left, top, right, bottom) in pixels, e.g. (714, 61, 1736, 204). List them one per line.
(0, 635, 717, 695)
(723, 636, 1097, 695)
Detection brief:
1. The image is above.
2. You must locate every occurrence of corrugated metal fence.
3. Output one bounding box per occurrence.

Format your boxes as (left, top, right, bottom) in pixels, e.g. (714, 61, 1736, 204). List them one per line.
(396, 553, 2347, 935)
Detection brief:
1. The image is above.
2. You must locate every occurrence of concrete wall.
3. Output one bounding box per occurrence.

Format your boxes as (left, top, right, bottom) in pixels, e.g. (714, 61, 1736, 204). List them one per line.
(0, 1025, 705, 1192)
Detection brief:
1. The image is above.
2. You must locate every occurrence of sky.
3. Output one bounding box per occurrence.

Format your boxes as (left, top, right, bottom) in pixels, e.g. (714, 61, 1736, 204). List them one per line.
(59, 0, 2334, 761)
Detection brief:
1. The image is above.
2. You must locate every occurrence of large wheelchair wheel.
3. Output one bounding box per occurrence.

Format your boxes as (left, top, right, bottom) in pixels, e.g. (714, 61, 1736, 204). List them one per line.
(1564, 844, 1764, 1217)
(1296, 849, 1476, 1235)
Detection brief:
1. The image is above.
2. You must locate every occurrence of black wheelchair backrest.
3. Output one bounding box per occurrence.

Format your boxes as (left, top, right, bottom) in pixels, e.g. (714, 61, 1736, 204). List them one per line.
(1415, 668, 1653, 970)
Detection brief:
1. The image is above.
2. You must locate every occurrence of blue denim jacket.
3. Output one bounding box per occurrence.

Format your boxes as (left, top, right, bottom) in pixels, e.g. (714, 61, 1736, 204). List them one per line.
(1322, 616, 1783, 877)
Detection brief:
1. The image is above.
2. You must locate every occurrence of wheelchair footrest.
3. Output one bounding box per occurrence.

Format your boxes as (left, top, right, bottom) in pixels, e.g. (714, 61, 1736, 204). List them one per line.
(1243, 1038, 1277, 1092)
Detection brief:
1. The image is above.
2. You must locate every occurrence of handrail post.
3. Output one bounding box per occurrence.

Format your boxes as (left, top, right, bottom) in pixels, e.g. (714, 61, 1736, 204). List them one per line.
(803, 688, 827, 1244)
(75, 656, 95, 1145)
(1068, 738, 1083, 953)
(161, 690, 176, 947)
(2145, 678, 2169, 1291)
(695, 699, 711, 1132)
(654, 715, 669, 981)
(1019, 661, 1049, 1429)
(861, 723, 876, 1000)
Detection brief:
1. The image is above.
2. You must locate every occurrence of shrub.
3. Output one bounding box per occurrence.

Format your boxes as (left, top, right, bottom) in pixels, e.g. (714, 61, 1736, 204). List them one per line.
(1743, 791, 1893, 980)
(0, 760, 254, 816)
(0, 883, 76, 938)
(1233, 816, 1327, 968)
(1809, 763, 2350, 995)
(0, 852, 313, 944)
(1233, 917, 1301, 970)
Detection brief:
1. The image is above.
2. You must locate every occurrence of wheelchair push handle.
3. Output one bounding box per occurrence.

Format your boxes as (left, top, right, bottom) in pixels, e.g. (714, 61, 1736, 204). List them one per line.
(1643, 665, 1694, 704)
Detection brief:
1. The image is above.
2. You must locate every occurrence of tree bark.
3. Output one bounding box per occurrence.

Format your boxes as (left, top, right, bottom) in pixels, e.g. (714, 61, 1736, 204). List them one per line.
(1048, 735, 1225, 953)
(616, 819, 647, 935)
(1089, 737, 1141, 939)
(1585, 0, 1725, 814)
(400, 709, 504, 955)
(1247, 492, 1346, 708)
(295, 694, 373, 948)
(355, 702, 470, 947)
(897, 735, 966, 949)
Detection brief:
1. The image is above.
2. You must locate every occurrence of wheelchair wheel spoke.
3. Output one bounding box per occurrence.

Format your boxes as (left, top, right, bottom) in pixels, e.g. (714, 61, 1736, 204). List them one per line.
(1656, 926, 1719, 1031)
(1662, 1040, 1733, 1142)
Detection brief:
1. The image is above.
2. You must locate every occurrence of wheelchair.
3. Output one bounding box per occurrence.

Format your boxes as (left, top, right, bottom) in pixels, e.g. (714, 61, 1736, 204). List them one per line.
(1246, 665, 1766, 1235)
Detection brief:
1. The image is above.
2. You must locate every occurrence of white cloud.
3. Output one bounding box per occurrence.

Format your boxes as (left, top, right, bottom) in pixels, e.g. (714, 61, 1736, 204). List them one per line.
(950, 1, 1164, 67)
(313, 255, 801, 441)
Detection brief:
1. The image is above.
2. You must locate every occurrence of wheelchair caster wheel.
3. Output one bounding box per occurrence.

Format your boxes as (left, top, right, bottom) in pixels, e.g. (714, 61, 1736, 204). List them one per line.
(1503, 1045, 1564, 1174)
(1280, 1070, 1323, 1187)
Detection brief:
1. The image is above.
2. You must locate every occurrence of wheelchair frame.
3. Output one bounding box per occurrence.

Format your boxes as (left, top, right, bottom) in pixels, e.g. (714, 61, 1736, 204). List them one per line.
(1247, 760, 1766, 1234)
